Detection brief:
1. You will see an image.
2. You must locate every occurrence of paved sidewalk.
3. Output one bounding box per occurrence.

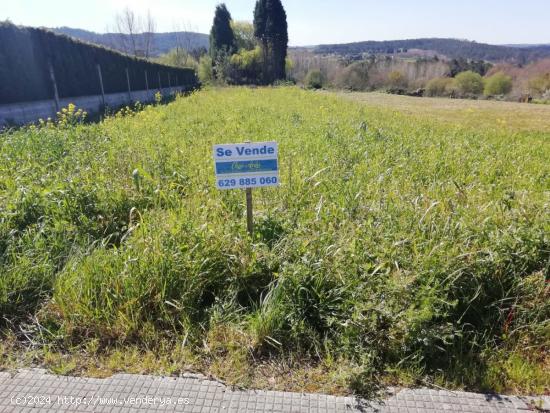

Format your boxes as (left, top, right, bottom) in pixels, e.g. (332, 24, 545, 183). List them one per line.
(0, 369, 548, 412)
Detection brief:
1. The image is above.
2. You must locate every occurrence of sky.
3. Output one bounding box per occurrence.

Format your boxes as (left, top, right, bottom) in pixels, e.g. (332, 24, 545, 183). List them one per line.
(2, 0, 549, 46)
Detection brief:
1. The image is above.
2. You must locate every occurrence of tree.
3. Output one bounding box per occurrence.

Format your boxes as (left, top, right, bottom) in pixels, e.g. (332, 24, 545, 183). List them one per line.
(209, 4, 236, 62)
(305, 69, 324, 89)
(142, 10, 156, 59)
(254, 0, 288, 83)
(115, 7, 137, 56)
(232, 21, 256, 51)
(528, 73, 550, 96)
(484, 72, 513, 96)
(454, 71, 484, 96)
(156, 48, 198, 70)
(449, 58, 491, 77)
(334, 61, 370, 91)
(113, 8, 156, 58)
(228, 47, 263, 84)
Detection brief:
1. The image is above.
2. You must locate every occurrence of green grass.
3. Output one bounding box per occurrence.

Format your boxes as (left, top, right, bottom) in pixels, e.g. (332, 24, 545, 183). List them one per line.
(0, 87, 548, 395)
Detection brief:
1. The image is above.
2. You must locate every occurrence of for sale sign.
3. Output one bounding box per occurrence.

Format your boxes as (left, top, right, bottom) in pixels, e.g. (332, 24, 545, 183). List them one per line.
(213, 141, 279, 190)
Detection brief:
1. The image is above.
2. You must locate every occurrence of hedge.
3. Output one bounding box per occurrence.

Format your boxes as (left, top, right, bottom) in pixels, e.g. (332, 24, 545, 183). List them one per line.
(0, 22, 199, 104)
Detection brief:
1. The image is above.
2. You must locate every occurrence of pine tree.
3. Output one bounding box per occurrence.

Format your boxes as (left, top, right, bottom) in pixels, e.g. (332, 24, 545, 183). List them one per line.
(253, 0, 288, 83)
(209, 4, 235, 62)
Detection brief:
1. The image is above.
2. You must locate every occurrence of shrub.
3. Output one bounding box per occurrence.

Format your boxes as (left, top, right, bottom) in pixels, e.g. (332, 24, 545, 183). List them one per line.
(528, 73, 550, 96)
(198, 56, 214, 83)
(484, 72, 513, 96)
(156, 48, 199, 70)
(387, 70, 407, 88)
(454, 70, 484, 96)
(304, 69, 324, 89)
(425, 77, 453, 97)
(335, 61, 369, 91)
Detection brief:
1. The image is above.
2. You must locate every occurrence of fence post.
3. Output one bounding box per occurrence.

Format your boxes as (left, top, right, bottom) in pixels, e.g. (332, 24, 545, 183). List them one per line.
(168, 73, 172, 95)
(48, 61, 61, 113)
(144, 70, 149, 101)
(125, 67, 132, 102)
(97, 64, 105, 107)
(158, 72, 162, 93)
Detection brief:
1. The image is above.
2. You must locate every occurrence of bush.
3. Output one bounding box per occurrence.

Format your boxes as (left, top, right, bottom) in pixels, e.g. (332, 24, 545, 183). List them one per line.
(454, 70, 484, 96)
(425, 77, 453, 97)
(335, 61, 370, 91)
(156, 49, 199, 70)
(304, 69, 324, 89)
(484, 72, 513, 96)
(528, 73, 550, 97)
(198, 56, 214, 83)
(387, 70, 407, 88)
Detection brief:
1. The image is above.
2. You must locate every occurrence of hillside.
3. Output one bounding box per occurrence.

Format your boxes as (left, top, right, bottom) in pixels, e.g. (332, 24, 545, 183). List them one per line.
(51, 27, 209, 56)
(313, 38, 550, 63)
(50, 29, 550, 63)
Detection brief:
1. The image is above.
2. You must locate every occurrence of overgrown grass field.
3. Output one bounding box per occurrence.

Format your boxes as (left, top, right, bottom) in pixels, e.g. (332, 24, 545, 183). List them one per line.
(0, 88, 548, 395)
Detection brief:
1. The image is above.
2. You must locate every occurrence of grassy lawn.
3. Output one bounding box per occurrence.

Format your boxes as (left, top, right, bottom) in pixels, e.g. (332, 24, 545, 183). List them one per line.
(0, 87, 548, 396)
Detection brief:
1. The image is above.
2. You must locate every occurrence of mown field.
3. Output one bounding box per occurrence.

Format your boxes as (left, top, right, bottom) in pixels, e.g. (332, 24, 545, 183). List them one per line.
(0, 88, 548, 395)
(340, 91, 550, 132)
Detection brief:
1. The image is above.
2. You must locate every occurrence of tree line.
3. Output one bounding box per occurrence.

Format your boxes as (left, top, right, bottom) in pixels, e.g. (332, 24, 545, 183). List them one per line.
(314, 38, 550, 64)
(290, 50, 550, 102)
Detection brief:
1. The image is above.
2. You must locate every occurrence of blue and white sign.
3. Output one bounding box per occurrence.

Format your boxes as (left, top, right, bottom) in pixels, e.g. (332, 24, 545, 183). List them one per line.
(213, 141, 279, 190)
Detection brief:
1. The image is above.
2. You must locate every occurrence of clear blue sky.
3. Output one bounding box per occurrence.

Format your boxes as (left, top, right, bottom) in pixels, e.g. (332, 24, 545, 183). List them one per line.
(2, 0, 549, 46)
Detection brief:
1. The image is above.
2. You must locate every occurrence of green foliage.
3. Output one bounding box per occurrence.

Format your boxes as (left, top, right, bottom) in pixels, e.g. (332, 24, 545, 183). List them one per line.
(335, 61, 370, 91)
(155, 48, 199, 70)
(254, 0, 288, 83)
(454, 71, 484, 96)
(449, 57, 492, 77)
(528, 73, 550, 96)
(0, 22, 198, 104)
(0, 88, 548, 393)
(232, 21, 256, 51)
(228, 47, 263, 85)
(425, 77, 453, 97)
(253, 1, 267, 43)
(484, 72, 513, 96)
(304, 70, 324, 89)
(209, 4, 236, 62)
(198, 55, 214, 83)
(212, 48, 233, 83)
(387, 70, 407, 88)
(314, 38, 548, 64)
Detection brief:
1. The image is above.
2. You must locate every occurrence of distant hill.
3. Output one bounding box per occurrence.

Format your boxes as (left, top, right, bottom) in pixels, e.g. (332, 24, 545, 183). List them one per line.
(51, 27, 209, 57)
(504, 43, 550, 48)
(313, 38, 550, 63)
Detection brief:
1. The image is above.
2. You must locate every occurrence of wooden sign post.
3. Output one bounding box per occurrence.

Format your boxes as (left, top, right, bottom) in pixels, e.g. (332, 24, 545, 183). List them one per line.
(213, 141, 279, 237)
(246, 187, 254, 236)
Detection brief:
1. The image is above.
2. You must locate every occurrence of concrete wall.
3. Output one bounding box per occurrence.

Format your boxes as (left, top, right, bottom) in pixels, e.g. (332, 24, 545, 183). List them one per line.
(0, 86, 187, 128)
